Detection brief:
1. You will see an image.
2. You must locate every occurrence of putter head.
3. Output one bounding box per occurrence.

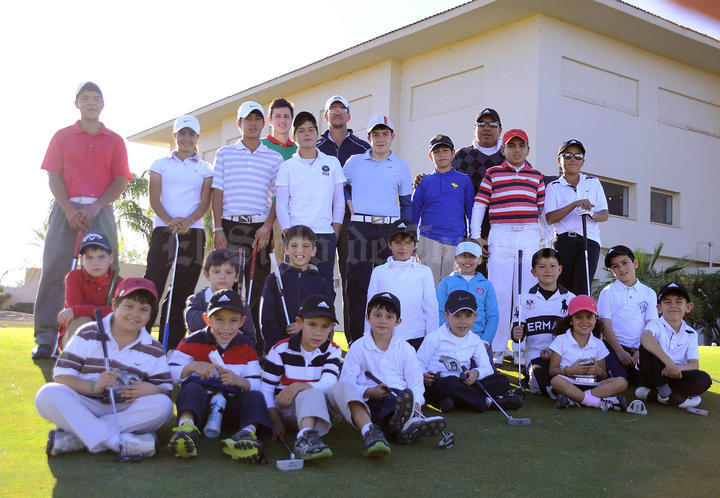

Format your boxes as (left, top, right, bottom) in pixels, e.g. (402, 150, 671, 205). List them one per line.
(626, 399, 648, 415)
(508, 416, 532, 426)
(114, 452, 143, 463)
(686, 407, 709, 416)
(437, 432, 454, 449)
(276, 458, 304, 471)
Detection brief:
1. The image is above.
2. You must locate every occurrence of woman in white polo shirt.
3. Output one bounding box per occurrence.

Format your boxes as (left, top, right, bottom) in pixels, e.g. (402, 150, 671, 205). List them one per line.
(143, 115, 213, 350)
(275, 111, 346, 298)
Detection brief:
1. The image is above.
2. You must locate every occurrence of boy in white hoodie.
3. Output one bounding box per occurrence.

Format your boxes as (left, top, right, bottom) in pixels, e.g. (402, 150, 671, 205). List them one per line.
(365, 220, 438, 350)
(340, 292, 446, 444)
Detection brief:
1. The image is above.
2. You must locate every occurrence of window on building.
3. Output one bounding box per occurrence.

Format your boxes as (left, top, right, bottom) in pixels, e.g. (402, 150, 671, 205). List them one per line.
(600, 180, 629, 217)
(650, 190, 674, 225)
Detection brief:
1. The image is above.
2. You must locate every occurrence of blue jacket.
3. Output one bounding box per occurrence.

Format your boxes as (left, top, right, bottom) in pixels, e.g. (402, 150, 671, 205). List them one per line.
(437, 272, 499, 344)
(260, 263, 332, 353)
(316, 129, 370, 166)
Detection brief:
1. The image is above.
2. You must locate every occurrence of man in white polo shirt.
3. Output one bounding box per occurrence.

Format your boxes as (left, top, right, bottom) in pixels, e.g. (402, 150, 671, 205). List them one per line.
(211, 101, 284, 345)
(343, 115, 412, 343)
(275, 111, 346, 295)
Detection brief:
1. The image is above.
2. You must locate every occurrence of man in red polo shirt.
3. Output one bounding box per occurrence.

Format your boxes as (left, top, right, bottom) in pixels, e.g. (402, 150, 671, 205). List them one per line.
(32, 82, 131, 359)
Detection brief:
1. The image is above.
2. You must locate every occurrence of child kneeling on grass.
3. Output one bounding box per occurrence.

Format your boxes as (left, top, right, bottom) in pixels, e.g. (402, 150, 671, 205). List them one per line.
(634, 282, 711, 409)
(419, 290, 522, 413)
(168, 289, 271, 462)
(549, 295, 628, 411)
(36, 278, 174, 458)
(340, 292, 446, 445)
(262, 295, 389, 460)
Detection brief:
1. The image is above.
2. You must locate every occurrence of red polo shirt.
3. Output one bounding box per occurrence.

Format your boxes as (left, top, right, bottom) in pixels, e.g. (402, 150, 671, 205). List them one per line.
(41, 121, 131, 198)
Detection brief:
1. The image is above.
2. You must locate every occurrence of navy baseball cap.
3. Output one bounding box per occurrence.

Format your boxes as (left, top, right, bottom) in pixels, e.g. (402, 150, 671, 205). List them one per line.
(429, 134, 454, 153)
(388, 219, 417, 241)
(368, 292, 402, 317)
(207, 289, 245, 316)
(80, 232, 112, 254)
(298, 294, 337, 322)
(605, 245, 635, 267)
(476, 108, 501, 126)
(558, 139, 586, 155)
(658, 282, 690, 302)
(445, 290, 478, 314)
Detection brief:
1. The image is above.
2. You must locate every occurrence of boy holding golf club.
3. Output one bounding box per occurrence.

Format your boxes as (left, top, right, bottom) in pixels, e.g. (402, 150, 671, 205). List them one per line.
(36, 278, 174, 458)
(419, 290, 523, 413)
(260, 225, 332, 353)
(634, 282, 711, 410)
(341, 292, 448, 446)
(57, 232, 123, 350)
(168, 289, 272, 462)
(262, 295, 390, 459)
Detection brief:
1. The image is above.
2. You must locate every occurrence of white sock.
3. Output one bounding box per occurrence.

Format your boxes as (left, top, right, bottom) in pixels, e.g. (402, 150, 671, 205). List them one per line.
(178, 415, 194, 427)
(360, 423, 372, 436)
(241, 424, 256, 434)
(102, 434, 120, 452)
(297, 427, 310, 438)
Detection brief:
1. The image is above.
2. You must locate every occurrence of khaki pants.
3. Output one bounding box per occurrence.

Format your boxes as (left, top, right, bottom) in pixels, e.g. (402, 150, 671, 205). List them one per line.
(417, 235, 457, 287)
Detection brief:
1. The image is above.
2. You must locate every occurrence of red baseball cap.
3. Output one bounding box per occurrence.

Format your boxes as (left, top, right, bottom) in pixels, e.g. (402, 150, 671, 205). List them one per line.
(568, 295, 598, 316)
(502, 129, 529, 146)
(114, 277, 158, 301)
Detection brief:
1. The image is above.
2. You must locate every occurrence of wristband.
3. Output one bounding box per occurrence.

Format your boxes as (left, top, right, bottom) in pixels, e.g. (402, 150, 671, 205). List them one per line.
(213, 227, 223, 232)
(90, 380, 96, 394)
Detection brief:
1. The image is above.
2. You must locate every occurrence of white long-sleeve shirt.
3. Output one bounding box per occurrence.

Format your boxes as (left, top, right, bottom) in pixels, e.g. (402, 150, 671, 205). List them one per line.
(365, 256, 439, 341)
(417, 324, 494, 380)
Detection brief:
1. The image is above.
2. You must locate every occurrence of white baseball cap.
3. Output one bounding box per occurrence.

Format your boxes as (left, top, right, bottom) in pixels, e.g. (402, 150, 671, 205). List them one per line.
(237, 101, 265, 121)
(173, 115, 200, 134)
(324, 95, 350, 112)
(456, 240, 482, 257)
(367, 115, 394, 133)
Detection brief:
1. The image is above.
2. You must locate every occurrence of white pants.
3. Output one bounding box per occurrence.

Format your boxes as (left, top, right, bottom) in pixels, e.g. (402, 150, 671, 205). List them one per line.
(487, 224, 540, 354)
(35, 383, 174, 453)
(417, 236, 457, 288)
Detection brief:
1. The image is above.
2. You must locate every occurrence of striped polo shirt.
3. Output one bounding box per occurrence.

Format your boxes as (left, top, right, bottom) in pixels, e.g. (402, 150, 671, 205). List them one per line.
(54, 313, 172, 395)
(211, 139, 283, 218)
(474, 161, 545, 224)
(260, 332, 342, 408)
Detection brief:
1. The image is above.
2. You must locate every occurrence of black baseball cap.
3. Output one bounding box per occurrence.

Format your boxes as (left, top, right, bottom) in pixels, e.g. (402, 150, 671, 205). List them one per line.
(298, 294, 337, 322)
(476, 108, 501, 126)
(558, 139, 586, 155)
(207, 289, 245, 316)
(658, 282, 690, 302)
(368, 292, 401, 317)
(429, 134, 454, 153)
(445, 290, 478, 314)
(80, 232, 112, 254)
(604, 245, 635, 267)
(388, 219, 417, 241)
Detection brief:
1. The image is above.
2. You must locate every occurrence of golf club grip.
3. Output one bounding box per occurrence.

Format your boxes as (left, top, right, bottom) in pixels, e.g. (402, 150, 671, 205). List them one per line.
(240, 248, 246, 296)
(73, 231, 83, 257)
(94, 309, 110, 365)
(364, 371, 382, 385)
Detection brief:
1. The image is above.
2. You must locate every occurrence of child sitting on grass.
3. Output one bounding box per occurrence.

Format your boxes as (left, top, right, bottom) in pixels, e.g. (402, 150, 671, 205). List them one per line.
(549, 295, 628, 411)
(262, 295, 390, 460)
(36, 278, 174, 458)
(168, 289, 271, 463)
(419, 290, 522, 413)
(57, 232, 122, 350)
(341, 292, 446, 445)
(635, 282, 711, 409)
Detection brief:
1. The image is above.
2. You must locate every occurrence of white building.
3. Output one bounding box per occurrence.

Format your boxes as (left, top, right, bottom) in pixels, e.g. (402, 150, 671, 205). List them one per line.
(130, 0, 720, 274)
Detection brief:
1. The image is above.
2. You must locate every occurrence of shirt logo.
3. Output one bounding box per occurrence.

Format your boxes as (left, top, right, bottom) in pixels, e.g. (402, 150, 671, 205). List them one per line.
(561, 299, 568, 315)
(218, 295, 231, 302)
(318, 301, 330, 309)
(639, 301, 648, 313)
(525, 298, 535, 311)
(451, 182, 458, 189)
(475, 287, 485, 297)
(322, 165, 330, 176)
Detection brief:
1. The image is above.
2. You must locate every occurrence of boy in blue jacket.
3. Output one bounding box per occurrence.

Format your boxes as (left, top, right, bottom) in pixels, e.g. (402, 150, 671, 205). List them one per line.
(260, 225, 332, 352)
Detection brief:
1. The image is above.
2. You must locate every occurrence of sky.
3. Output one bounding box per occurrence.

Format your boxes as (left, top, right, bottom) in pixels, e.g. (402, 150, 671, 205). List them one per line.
(1, 0, 718, 287)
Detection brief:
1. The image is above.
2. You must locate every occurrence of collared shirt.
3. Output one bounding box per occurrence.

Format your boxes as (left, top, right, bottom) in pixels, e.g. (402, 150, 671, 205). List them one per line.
(598, 279, 659, 348)
(63, 268, 122, 319)
(149, 152, 213, 229)
(417, 324, 494, 380)
(343, 150, 412, 217)
(643, 317, 699, 365)
(550, 329, 609, 368)
(54, 313, 172, 394)
(544, 173, 608, 245)
(211, 139, 283, 217)
(41, 121, 131, 198)
(261, 136, 298, 160)
(339, 330, 425, 405)
(411, 168, 474, 245)
(316, 129, 370, 166)
(474, 161, 545, 224)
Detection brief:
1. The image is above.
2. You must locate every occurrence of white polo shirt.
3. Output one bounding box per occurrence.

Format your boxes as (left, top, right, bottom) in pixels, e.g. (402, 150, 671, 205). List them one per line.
(275, 150, 345, 234)
(417, 324, 494, 379)
(550, 330, 609, 368)
(149, 152, 213, 229)
(598, 279, 658, 348)
(643, 317, 700, 365)
(544, 174, 608, 245)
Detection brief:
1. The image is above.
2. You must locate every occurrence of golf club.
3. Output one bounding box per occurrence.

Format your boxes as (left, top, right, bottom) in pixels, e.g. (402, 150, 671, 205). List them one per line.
(276, 436, 304, 471)
(246, 244, 258, 309)
(269, 252, 291, 325)
(161, 233, 180, 351)
(437, 354, 531, 426)
(94, 309, 142, 462)
(70, 231, 84, 270)
(517, 249, 524, 391)
(363, 371, 454, 449)
(239, 248, 246, 300)
(712, 378, 720, 384)
(581, 213, 591, 295)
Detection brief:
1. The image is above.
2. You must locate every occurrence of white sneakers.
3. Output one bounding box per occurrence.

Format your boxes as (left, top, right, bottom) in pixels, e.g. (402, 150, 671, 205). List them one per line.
(635, 386, 702, 409)
(47, 429, 85, 456)
(120, 432, 158, 457)
(634, 386, 652, 400)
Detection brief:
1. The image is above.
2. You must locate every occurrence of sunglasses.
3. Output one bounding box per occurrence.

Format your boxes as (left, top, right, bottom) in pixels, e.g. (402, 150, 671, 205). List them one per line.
(476, 121, 499, 128)
(560, 152, 585, 160)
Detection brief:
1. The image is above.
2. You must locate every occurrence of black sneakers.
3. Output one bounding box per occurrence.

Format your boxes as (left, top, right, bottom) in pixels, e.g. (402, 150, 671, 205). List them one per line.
(361, 424, 391, 457)
(293, 430, 332, 461)
(387, 388, 414, 435)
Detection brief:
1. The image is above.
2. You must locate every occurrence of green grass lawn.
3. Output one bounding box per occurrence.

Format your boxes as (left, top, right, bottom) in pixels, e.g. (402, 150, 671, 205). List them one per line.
(3, 325, 720, 497)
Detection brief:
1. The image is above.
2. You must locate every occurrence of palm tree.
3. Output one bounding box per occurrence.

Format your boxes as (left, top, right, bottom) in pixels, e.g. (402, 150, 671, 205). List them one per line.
(114, 172, 153, 244)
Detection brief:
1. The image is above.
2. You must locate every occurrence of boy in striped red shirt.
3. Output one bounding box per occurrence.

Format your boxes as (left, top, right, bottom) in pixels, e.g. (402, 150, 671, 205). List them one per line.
(470, 129, 552, 365)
